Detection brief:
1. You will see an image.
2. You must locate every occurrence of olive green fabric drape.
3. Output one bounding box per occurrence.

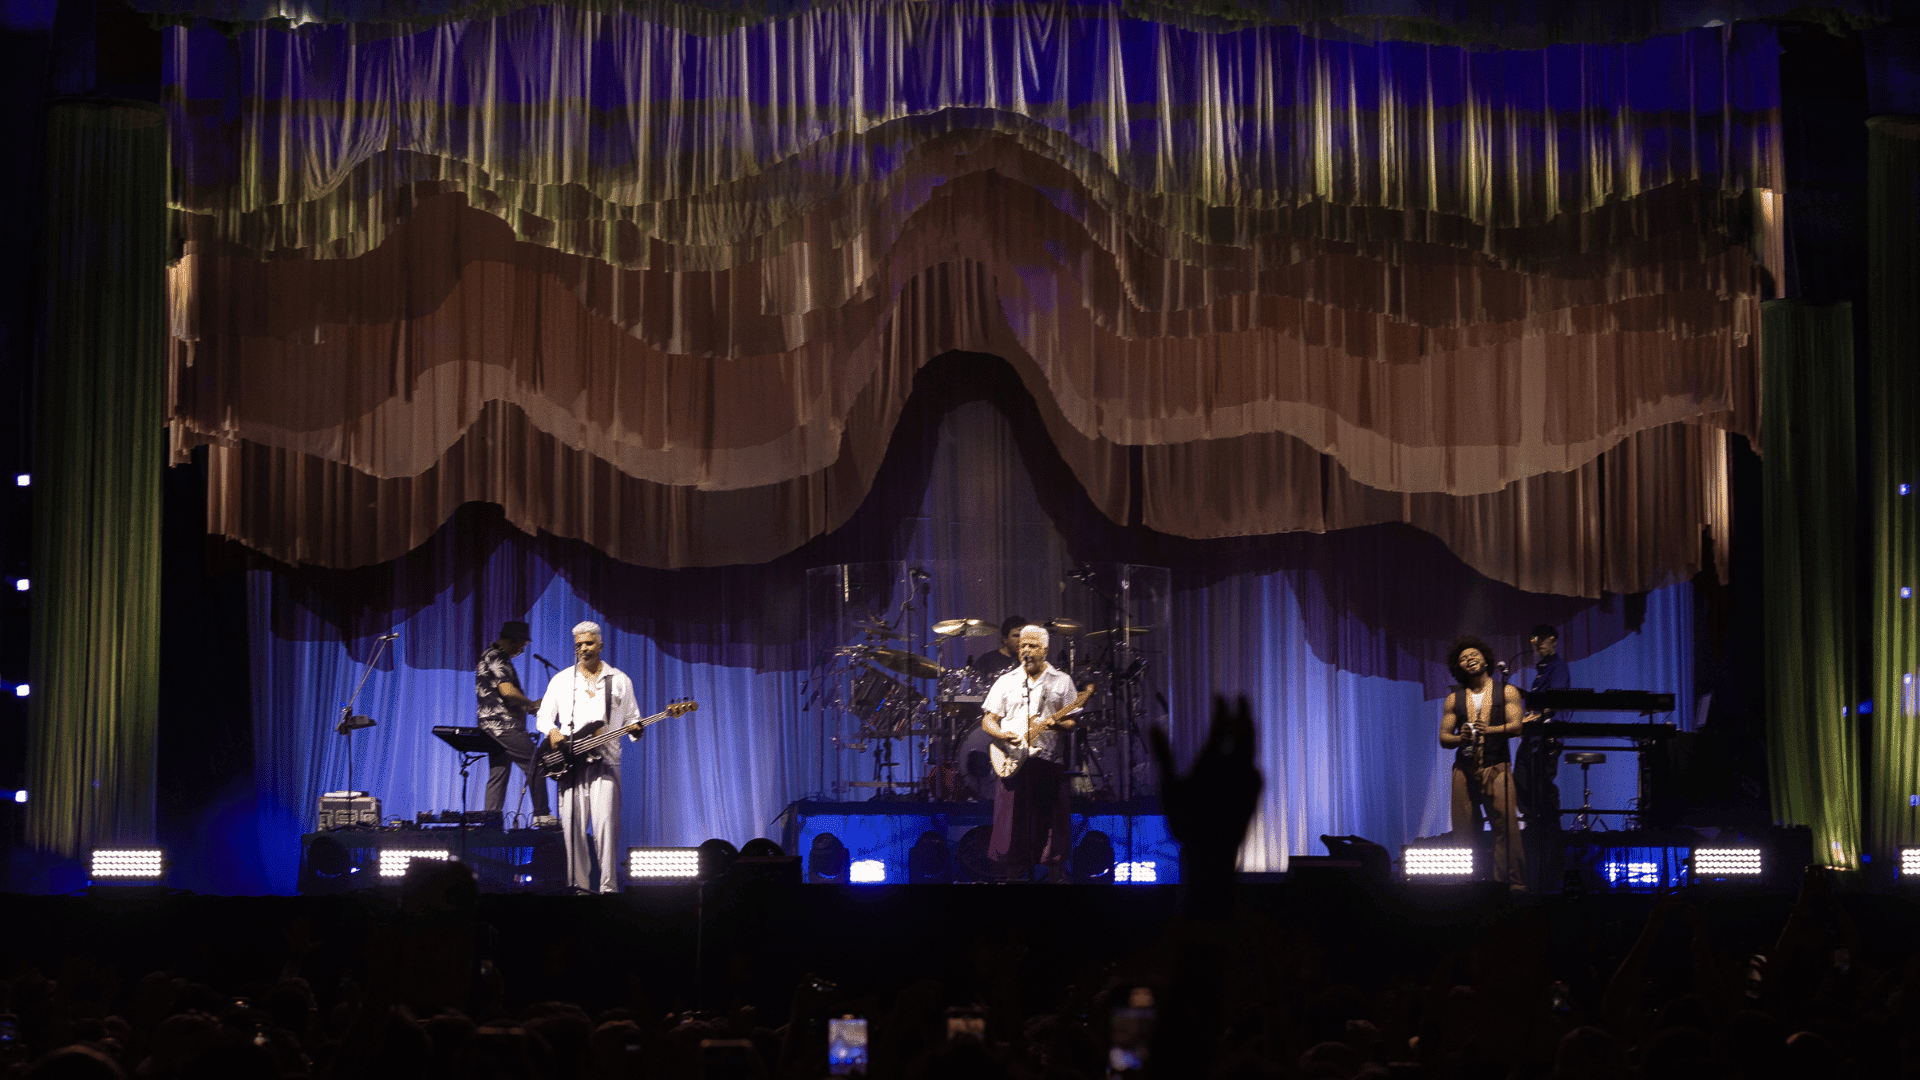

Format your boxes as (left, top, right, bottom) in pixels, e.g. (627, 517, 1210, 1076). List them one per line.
(26, 102, 169, 857)
(1868, 116, 1920, 855)
(1761, 300, 1861, 869)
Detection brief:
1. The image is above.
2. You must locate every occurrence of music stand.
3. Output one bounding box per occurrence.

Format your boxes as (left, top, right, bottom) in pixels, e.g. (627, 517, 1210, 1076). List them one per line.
(433, 726, 510, 863)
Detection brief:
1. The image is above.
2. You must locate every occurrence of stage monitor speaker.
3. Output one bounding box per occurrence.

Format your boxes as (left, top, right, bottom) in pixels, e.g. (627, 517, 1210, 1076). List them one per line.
(318, 792, 381, 830)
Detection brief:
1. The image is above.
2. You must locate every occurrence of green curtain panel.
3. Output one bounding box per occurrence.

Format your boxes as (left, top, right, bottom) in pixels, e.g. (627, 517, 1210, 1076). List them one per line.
(27, 102, 169, 857)
(1868, 116, 1920, 856)
(1761, 300, 1861, 869)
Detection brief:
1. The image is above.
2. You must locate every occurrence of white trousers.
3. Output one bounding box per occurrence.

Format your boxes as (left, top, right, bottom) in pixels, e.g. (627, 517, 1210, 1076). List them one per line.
(556, 758, 621, 893)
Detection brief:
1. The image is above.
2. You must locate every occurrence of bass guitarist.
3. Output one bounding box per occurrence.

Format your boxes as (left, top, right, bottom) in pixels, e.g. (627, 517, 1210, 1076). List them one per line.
(535, 621, 640, 893)
(981, 624, 1087, 883)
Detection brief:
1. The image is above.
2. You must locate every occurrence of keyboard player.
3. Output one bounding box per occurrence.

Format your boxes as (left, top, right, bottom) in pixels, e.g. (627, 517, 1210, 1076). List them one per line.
(1516, 624, 1570, 834)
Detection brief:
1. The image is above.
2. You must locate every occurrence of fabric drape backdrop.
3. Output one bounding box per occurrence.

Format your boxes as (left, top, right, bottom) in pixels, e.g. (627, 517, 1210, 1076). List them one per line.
(28, 102, 170, 857)
(1868, 116, 1920, 854)
(163, 9, 1775, 594)
(244, 389, 1693, 894)
(124, 0, 1900, 42)
(1760, 300, 1860, 870)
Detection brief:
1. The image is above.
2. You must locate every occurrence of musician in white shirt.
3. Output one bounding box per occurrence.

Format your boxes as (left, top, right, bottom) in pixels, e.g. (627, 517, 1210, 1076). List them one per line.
(980, 625, 1081, 882)
(536, 621, 641, 893)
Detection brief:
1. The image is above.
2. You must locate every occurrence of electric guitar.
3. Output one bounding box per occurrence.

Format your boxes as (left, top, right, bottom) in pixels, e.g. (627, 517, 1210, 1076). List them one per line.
(537, 698, 698, 779)
(989, 684, 1094, 778)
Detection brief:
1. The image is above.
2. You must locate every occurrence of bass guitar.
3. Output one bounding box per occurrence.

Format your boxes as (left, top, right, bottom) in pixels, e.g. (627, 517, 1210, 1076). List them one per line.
(989, 684, 1094, 779)
(537, 698, 698, 779)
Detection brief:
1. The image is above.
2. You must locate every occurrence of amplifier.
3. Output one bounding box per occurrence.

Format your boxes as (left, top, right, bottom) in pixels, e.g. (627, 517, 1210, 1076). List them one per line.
(318, 792, 381, 830)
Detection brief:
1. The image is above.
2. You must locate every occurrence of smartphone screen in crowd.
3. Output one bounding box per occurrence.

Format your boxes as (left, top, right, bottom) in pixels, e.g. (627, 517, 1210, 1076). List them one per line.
(828, 1015, 869, 1075)
(1108, 987, 1155, 1077)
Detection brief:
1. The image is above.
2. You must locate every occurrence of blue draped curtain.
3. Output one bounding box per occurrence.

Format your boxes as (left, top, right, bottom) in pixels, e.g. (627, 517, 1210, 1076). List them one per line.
(245, 367, 1692, 892)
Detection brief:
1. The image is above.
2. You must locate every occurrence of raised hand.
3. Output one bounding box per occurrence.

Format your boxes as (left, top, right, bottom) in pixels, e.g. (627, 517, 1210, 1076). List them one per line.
(1149, 695, 1263, 870)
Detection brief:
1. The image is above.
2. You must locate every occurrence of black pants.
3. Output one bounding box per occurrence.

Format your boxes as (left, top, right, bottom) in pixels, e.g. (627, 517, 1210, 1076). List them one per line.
(481, 721, 551, 816)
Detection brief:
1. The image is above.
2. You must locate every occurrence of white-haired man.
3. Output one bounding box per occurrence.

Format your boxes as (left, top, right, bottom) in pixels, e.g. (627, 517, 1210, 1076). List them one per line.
(981, 624, 1083, 882)
(536, 621, 641, 893)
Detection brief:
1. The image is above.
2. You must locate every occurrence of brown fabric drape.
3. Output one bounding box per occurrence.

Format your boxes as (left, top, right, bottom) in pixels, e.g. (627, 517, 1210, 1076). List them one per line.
(165, 11, 1777, 590)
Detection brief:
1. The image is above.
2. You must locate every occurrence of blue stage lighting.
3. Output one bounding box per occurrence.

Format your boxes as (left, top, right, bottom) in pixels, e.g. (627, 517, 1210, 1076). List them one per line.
(5, 790, 24, 803)
(12, 474, 26, 487)
(807, 833, 850, 883)
(1070, 830, 1116, 883)
(12, 579, 25, 592)
(848, 859, 886, 883)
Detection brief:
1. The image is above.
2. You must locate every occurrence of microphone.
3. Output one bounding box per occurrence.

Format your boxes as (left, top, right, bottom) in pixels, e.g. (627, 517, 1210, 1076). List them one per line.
(533, 653, 558, 669)
(377, 631, 400, 641)
(908, 566, 930, 580)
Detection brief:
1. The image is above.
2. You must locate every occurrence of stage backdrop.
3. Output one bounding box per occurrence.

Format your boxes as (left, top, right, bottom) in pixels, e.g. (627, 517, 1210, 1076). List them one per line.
(247, 382, 1691, 893)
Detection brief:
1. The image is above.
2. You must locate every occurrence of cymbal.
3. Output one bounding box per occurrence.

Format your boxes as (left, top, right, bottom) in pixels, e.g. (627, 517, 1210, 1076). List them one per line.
(932, 618, 997, 638)
(1044, 617, 1083, 636)
(1084, 626, 1152, 639)
(852, 617, 904, 641)
(870, 647, 943, 679)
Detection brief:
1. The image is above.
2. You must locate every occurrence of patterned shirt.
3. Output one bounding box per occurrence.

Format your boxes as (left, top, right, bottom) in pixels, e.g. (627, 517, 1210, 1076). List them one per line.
(475, 643, 527, 728)
(982, 662, 1078, 764)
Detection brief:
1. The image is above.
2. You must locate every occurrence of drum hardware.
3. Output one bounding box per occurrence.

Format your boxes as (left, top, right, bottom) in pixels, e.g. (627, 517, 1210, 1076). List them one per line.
(932, 618, 997, 637)
(869, 648, 943, 680)
(1082, 625, 1152, 639)
(852, 617, 905, 641)
(1044, 617, 1083, 636)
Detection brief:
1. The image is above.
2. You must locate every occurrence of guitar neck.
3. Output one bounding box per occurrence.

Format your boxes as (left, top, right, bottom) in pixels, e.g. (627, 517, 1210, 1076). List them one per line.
(569, 709, 674, 754)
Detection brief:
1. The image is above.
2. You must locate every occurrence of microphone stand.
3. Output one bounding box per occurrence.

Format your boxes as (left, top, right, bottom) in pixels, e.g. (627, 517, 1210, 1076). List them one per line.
(335, 634, 396, 797)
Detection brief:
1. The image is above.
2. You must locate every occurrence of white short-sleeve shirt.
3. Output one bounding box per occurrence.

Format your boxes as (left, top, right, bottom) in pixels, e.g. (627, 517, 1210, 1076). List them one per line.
(536, 663, 640, 767)
(982, 663, 1078, 764)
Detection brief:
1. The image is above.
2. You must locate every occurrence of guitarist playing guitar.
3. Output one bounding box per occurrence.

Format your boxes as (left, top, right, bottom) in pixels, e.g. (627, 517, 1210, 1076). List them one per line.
(981, 624, 1093, 883)
(535, 621, 642, 894)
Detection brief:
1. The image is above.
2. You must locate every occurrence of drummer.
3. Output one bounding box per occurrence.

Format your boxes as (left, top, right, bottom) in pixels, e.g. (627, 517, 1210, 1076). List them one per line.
(967, 615, 1030, 679)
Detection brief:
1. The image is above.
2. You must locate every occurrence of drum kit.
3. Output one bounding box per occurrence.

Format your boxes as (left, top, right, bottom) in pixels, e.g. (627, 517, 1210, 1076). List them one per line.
(824, 590, 1154, 801)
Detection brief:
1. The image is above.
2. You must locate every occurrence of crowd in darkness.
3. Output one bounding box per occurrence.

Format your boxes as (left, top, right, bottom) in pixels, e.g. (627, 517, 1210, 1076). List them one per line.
(3, 700, 1916, 1079)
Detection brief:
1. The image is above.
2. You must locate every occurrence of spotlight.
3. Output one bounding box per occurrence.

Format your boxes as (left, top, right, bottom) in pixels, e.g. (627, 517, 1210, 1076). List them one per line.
(89, 849, 166, 882)
(1114, 861, 1158, 883)
(13, 474, 26, 487)
(906, 831, 952, 883)
(12, 684, 27, 698)
(739, 838, 785, 858)
(626, 847, 700, 881)
(807, 832, 850, 883)
(1070, 830, 1116, 883)
(1402, 846, 1476, 879)
(1897, 848, 1919, 877)
(1690, 848, 1763, 880)
(12, 579, 25, 592)
(697, 838, 740, 880)
(377, 849, 450, 878)
(848, 859, 886, 883)
(8, 790, 24, 803)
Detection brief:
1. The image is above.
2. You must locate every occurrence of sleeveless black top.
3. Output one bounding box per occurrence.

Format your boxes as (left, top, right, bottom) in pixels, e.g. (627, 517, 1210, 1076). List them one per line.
(1451, 678, 1513, 767)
